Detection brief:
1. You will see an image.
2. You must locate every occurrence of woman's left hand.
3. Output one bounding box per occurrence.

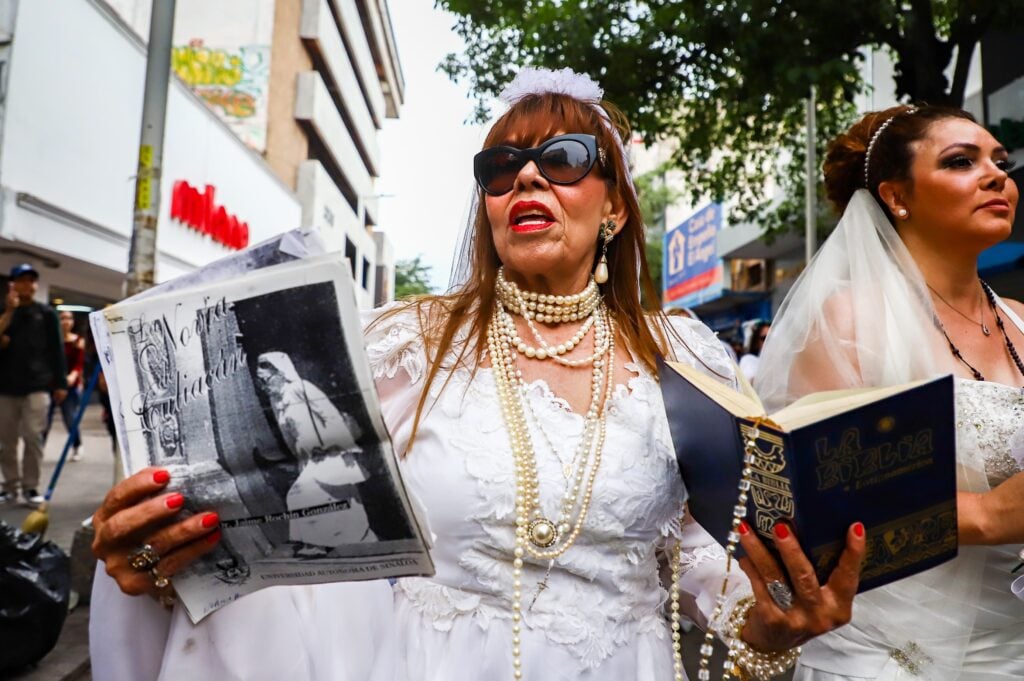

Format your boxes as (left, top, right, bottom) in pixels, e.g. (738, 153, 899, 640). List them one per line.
(736, 520, 866, 651)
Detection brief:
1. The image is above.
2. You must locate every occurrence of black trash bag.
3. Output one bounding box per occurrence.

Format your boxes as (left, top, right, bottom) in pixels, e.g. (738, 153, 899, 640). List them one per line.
(0, 521, 71, 675)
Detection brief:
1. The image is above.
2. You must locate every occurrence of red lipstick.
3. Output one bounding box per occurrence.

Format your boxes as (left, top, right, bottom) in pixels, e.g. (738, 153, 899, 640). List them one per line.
(509, 200, 555, 233)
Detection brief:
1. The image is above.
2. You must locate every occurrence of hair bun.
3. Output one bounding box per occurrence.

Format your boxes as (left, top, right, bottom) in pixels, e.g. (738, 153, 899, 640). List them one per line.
(823, 105, 969, 216)
(823, 109, 904, 213)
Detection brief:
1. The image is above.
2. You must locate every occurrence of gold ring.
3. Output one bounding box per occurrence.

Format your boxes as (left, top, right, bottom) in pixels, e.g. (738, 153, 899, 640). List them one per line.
(150, 567, 170, 590)
(127, 543, 160, 571)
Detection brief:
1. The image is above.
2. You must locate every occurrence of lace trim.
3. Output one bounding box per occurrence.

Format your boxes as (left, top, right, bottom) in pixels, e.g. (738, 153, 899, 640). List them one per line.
(363, 306, 426, 385)
(680, 543, 728, 574)
(660, 315, 738, 389)
(395, 578, 668, 670)
(395, 578, 494, 633)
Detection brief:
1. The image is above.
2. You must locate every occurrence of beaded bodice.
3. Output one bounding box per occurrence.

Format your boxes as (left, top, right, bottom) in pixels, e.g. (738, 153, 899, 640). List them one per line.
(955, 379, 1024, 488)
(362, 304, 740, 673)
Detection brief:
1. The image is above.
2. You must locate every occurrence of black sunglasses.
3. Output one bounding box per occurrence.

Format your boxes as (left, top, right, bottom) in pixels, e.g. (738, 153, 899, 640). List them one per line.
(473, 134, 604, 196)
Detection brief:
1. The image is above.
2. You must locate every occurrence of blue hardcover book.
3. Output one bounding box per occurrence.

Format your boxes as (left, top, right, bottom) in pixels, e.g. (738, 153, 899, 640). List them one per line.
(658, 358, 957, 593)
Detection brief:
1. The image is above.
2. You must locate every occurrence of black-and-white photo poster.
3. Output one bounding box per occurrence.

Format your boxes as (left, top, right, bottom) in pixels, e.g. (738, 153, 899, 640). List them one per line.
(94, 251, 432, 622)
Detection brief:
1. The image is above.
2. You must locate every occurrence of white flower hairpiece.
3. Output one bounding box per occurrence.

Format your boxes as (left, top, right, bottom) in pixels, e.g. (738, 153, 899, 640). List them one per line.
(499, 67, 604, 106)
(495, 66, 637, 201)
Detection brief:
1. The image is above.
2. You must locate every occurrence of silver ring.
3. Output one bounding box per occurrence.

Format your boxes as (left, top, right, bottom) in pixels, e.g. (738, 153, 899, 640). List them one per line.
(767, 579, 794, 610)
(127, 543, 160, 572)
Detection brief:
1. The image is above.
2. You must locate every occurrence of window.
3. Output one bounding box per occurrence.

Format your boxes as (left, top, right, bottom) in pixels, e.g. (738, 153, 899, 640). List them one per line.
(345, 237, 357, 281)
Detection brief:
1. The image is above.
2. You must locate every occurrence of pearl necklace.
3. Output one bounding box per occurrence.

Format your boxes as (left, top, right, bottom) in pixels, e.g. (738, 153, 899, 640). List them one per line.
(497, 268, 601, 322)
(496, 269, 610, 366)
(487, 281, 615, 680)
(689, 422, 801, 680)
(488, 304, 613, 557)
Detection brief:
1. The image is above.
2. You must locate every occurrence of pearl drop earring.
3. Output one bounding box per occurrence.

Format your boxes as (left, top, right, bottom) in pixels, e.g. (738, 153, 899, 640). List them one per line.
(897, 208, 909, 219)
(594, 220, 615, 285)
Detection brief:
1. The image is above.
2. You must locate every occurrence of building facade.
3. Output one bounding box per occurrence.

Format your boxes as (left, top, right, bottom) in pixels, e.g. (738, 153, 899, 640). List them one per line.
(0, 0, 401, 311)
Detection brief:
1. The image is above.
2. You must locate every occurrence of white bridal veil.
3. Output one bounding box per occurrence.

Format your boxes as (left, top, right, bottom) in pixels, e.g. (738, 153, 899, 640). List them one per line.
(757, 189, 991, 679)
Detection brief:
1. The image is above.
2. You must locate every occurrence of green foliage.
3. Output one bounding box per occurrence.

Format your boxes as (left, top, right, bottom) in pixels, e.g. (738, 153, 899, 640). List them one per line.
(644, 238, 663, 307)
(990, 118, 1024, 153)
(437, 0, 1022, 240)
(634, 164, 681, 235)
(634, 165, 679, 305)
(394, 256, 434, 299)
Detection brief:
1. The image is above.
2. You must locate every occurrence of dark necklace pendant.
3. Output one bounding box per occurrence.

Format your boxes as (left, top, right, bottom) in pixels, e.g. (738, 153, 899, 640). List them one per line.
(982, 323, 991, 336)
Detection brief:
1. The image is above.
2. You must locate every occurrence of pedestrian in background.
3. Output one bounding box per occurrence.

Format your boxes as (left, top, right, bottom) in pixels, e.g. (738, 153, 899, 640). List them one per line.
(43, 309, 86, 461)
(0, 263, 67, 507)
(739, 319, 770, 383)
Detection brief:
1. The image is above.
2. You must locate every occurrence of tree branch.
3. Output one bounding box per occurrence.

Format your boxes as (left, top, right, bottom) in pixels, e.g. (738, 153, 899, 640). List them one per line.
(947, 0, 998, 106)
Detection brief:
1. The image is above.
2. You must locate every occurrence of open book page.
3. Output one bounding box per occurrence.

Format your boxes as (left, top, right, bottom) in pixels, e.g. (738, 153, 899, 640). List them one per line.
(770, 378, 932, 431)
(93, 253, 432, 622)
(664, 360, 764, 417)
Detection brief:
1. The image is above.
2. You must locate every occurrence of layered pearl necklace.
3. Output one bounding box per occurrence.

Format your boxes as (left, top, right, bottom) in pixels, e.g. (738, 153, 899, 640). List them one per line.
(487, 268, 615, 679)
(496, 269, 609, 366)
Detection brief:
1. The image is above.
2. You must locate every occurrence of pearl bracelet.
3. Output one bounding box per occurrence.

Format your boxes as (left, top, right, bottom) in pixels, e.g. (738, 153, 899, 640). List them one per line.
(723, 597, 801, 680)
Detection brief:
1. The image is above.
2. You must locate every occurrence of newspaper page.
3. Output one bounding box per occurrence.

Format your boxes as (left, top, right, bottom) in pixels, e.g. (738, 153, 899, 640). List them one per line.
(93, 252, 433, 622)
(89, 229, 329, 469)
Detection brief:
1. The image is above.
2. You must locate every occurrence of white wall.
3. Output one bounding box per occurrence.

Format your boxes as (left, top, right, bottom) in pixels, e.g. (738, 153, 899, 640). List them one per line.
(107, 0, 276, 152)
(297, 158, 378, 308)
(0, 0, 300, 287)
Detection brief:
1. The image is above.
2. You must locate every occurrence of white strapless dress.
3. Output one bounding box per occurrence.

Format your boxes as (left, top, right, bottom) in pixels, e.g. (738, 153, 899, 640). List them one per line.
(795, 379, 1024, 680)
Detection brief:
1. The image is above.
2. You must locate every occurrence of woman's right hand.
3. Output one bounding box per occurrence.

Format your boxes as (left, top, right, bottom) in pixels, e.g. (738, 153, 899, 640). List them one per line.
(92, 467, 221, 600)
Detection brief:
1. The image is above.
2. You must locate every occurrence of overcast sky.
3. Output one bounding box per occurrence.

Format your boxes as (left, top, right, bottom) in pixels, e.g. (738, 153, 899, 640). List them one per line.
(376, 0, 491, 291)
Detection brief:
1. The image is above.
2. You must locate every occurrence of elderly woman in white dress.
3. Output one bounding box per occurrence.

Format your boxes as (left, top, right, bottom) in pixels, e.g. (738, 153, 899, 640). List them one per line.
(757, 105, 1024, 680)
(87, 68, 865, 681)
(255, 352, 375, 550)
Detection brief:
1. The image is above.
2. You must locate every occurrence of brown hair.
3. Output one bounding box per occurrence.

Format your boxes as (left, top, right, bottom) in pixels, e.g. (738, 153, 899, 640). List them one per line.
(823, 105, 977, 219)
(370, 92, 670, 453)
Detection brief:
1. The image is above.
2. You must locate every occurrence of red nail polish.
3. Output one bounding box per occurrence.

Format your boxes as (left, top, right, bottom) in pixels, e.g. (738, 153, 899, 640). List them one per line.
(853, 522, 865, 538)
(738, 520, 750, 535)
(165, 493, 185, 510)
(201, 513, 220, 529)
(773, 523, 790, 540)
(153, 469, 170, 484)
(206, 530, 222, 544)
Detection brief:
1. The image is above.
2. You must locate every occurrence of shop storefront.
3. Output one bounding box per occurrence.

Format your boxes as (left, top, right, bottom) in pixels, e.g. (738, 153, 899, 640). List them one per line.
(0, 0, 300, 312)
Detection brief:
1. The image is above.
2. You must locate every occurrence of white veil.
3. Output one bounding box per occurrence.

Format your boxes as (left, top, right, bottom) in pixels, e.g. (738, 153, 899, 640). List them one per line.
(757, 190, 941, 410)
(757, 189, 990, 679)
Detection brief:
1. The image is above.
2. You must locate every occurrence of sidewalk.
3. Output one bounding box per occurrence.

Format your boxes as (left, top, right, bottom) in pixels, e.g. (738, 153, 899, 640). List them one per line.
(1, 403, 115, 681)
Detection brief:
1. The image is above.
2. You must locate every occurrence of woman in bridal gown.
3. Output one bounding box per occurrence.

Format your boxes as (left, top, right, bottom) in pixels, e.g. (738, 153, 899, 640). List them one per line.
(757, 104, 1024, 681)
(86, 68, 867, 681)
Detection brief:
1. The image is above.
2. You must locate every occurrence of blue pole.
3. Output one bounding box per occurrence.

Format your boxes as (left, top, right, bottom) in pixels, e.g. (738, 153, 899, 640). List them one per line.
(42, 363, 102, 503)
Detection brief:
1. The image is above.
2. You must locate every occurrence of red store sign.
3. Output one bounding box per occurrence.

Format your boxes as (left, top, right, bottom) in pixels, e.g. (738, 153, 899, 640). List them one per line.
(170, 180, 250, 250)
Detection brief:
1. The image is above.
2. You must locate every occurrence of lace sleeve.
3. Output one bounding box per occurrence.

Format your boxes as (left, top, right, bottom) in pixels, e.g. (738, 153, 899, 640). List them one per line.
(659, 315, 739, 390)
(362, 303, 428, 456)
(363, 303, 427, 385)
(673, 510, 752, 635)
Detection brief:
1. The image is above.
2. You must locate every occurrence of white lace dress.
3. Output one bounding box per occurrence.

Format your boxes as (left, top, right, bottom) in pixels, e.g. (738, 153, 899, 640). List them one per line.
(795, 379, 1024, 681)
(90, 307, 748, 681)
